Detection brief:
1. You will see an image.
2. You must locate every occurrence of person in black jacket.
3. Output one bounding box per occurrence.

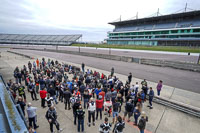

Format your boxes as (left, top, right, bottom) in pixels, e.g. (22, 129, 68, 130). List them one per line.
(76, 105, 85, 132)
(17, 96, 26, 116)
(128, 73, 132, 84)
(138, 111, 148, 133)
(123, 99, 134, 122)
(73, 100, 81, 125)
(63, 88, 72, 110)
(113, 116, 125, 133)
(46, 106, 62, 133)
(48, 85, 58, 104)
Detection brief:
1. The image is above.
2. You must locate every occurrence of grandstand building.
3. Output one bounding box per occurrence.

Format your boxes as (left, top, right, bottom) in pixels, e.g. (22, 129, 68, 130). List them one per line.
(0, 34, 82, 45)
(107, 10, 200, 46)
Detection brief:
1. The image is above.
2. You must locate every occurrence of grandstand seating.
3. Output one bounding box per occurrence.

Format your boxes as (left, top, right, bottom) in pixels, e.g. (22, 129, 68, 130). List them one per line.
(0, 34, 82, 45)
(113, 19, 200, 32)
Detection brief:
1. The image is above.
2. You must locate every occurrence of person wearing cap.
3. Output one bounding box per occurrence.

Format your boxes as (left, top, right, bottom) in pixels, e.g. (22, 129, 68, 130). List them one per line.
(27, 103, 39, 129)
(88, 98, 96, 127)
(96, 95, 104, 120)
(46, 105, 63, 133)
(138, 111, 148, 133)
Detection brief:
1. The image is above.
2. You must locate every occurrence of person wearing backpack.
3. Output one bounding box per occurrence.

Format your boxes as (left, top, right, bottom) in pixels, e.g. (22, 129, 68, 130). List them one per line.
(88, 98, 96, 127)
(113, 116, 125, 133)
(138, 111, 148, 133)
(99, 117, 112, 133)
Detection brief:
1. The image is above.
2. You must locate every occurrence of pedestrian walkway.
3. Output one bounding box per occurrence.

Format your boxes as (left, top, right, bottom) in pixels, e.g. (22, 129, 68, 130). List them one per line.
(0, 50, 200, 133)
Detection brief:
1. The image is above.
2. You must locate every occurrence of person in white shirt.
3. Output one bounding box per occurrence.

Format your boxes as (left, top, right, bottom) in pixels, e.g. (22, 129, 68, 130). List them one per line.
(88, 98, 96, 127)
(27, 103, 39, 129)
(133, 82, 139, 96)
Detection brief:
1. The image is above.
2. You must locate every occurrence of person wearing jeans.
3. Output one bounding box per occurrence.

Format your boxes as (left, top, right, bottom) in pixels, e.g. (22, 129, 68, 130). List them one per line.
(156, 80, 163, 96)
(76, 105, 85, 132)
(96, 96, 103, 120)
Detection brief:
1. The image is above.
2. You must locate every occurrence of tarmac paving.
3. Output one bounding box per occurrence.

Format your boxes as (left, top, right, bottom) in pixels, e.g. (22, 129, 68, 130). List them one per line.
(0, 49, 200, 133)
(2, 44, 199, 63)
(10, 48, 200, 94)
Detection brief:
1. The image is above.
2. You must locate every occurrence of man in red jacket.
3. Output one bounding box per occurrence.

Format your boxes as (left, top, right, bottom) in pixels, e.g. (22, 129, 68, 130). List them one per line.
(40, 88, 47, 108)
(96, 95, 104, 120)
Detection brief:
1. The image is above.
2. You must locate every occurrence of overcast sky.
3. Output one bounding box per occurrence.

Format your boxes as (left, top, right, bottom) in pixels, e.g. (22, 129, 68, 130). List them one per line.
(0, 0, 199, 42)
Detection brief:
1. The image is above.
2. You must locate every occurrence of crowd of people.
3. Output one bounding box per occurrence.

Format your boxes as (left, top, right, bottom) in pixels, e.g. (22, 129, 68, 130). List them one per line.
(7, 57, 163, 133)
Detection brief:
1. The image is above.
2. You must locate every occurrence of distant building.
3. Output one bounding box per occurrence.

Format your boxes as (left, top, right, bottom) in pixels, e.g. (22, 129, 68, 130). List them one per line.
(107, 10, 200, 46)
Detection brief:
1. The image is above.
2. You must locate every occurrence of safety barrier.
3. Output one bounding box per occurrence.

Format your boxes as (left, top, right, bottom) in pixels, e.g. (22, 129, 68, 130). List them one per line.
(0, 75, 28, 133)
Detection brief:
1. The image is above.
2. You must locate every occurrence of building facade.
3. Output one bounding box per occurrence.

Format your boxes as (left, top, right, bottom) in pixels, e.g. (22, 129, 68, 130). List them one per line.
(107, 11, 200, 46)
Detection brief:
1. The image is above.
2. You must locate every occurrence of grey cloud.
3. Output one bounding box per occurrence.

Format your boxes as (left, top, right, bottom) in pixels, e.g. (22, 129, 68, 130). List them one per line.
(0, 0, 199, 41)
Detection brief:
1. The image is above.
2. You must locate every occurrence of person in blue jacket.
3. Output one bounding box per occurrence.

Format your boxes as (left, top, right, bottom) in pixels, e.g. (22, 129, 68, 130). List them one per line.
(148, 87, 154, 109)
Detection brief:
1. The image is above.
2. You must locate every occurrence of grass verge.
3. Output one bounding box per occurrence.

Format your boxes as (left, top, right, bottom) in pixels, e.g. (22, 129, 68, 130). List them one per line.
(72, 44, 200, 53)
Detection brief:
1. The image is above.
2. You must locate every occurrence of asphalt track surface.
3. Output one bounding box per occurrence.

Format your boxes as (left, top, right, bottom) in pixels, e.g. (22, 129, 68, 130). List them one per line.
(15, 49, 200, 94)
(9, 45, 199, 63)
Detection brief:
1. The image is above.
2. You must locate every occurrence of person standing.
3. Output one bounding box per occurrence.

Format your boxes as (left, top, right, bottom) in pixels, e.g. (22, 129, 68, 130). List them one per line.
(81, 63, 85, 73)
(17, 96, 26, 116)
(138, 112, 148, 133)
(48, 85, 58, 104)
(111, 67, 114, 77)
(28, 80, 38, 101)
(36, 59, 39, 68)
(27, 103, 39, 130)
(83, 89, 90, 109)
(156, 80, 163, 96)
(63, 88, 72, 110)
(40, 88, 47, 108)
(96, 95, 104, 120)
(88, 98, 96, 127)
(128, 73, 132, 84)
(76, 105, 85, 132)
(99, 117, 112, 133)
(18, 83, 26, 102)
(133, 106, 141, 125)
(73, 99, 81, 125)
(28, 61, 32, 74)
(148, 87, 154, 109)
(113, 116, 125, 133)
(123, 99, 134, 122)
(112, 99, 121, 124)
(46, 106, 63, 133)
